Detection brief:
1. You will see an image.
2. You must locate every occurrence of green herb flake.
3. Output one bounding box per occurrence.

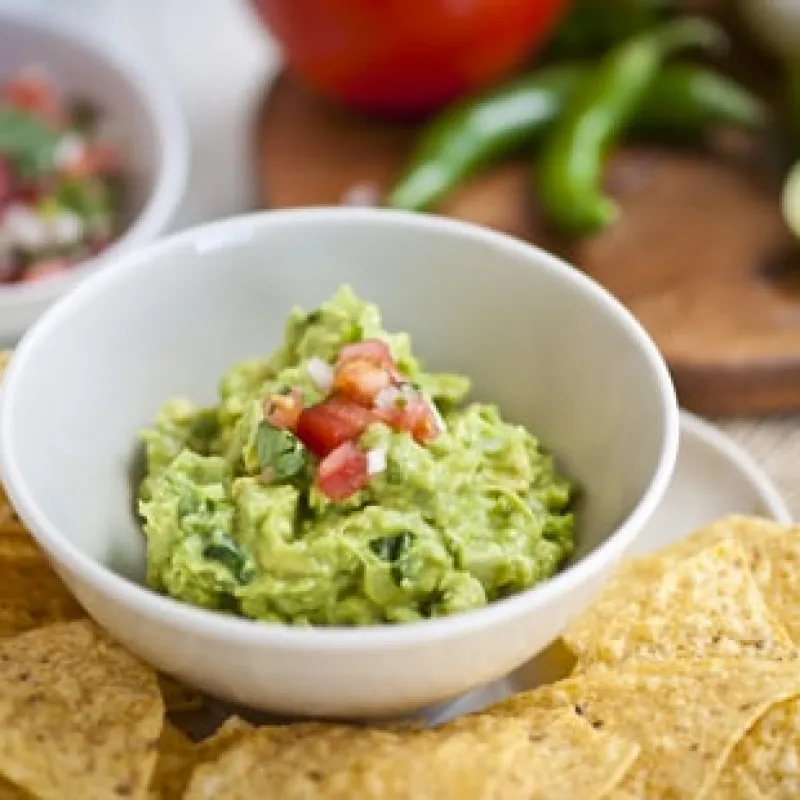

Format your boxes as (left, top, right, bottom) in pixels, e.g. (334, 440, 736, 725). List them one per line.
(370, 532, 412, 562)
(203, 533, 253, 584)
(255, 421, 307, 483)
(0, 105, 59, 178)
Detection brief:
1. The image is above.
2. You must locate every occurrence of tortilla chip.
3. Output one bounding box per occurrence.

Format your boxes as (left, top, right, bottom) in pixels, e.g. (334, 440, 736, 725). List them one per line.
(148, 716, 253, 799)
(657, 516, 800, 645)
(0, 778, 28, 799)
(564, 516, 800, 659)
(147, 723, 194, 799)
(0, 620, 163, 800)
(184, 710, 638, 799)
(0, 554, 85, 638)
(485, 657, 800, 798)
(157, 674, 205, 713)
(707, 694, 800, 799)
(706, 772, 766, 800)
(576, 539, 797, 669)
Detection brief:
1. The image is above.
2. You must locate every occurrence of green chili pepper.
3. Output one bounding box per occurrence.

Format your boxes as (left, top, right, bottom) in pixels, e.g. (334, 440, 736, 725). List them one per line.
(537, 16, 726, 235)
(545, 0, 675, 61)
(388, 62, 764, 213)
(387, 66, 580, 212)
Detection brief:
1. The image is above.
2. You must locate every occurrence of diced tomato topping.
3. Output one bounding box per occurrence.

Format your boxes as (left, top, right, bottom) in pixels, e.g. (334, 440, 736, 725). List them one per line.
(263, 387, 304, 431)
(332, 358, 393, 406)
(295, 397, 376, 457)
(3, 73, 62, 125)
(376, 397, 440, 444)
(333, 338, 403, 404)
(336, 338, 394, 368)
(19, 258, 71, 283)
(61, 143, 119, 179)
(316, 441, 369, 501)
(0, 157, 10, 208)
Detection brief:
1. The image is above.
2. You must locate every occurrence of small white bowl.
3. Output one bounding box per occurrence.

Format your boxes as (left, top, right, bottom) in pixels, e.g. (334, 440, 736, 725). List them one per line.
(0, 9, 189, 344)
(0, 209, 679, 718)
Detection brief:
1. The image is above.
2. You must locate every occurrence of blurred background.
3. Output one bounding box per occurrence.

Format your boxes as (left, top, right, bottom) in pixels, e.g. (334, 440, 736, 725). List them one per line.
(4, 0, 800, 512)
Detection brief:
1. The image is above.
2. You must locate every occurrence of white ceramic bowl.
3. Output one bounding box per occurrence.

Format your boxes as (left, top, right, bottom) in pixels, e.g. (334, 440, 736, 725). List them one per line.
(0, 209, 679, 718)
(0, 9, 189, 345)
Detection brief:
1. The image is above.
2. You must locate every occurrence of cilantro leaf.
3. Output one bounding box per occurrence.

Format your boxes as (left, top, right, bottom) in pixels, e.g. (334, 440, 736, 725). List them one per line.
(203, 533, 254, 584)
(0, 105, 59, 178)
(255, 422, 307, 482)
(369, 532, 412, 562)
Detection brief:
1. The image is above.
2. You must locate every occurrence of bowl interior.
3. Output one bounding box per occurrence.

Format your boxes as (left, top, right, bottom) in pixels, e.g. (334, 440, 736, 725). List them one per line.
(1, 212, 673, 601)
(0, 15, 162, 248)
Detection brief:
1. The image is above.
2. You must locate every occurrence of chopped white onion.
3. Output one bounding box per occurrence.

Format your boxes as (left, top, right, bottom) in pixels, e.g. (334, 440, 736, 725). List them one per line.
(2, 204, 48, 249)
(50, 210, 83, 247)
(427, 397, 446, 433)
(306, 357, 334, 391)
(375, 385, 403, 410)
(53, 133, 86, 169)
(366, 447, 387, 476)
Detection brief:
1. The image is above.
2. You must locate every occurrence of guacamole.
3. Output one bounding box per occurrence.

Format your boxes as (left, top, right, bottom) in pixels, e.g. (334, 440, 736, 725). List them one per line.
(138, 287, 575, 626)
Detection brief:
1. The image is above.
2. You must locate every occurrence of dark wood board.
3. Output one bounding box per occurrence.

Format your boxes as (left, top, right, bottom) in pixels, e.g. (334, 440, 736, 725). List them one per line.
(252, 51, 800, 417)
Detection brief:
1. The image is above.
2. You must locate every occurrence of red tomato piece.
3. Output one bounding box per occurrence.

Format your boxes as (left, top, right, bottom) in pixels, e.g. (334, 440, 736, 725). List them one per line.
(376, 397, 440, 444)
(0, 157, 10, 208)
(4, 72, 62, 125)
(295, 397, 376, 457)
(263, 387, 305, 430)
(333, 338, 402, 404)
(336, 339, 394, 368)
(19, 258, 71, 283)
(61, 144, 119, 179)
(332, 358, 393, 406)
(316, 441, 369, 501)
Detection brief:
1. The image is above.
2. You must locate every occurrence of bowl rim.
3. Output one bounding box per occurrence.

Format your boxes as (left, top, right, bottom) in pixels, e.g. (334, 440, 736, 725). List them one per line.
(0, 7, 190, 310)
(0, 207, 680, 651)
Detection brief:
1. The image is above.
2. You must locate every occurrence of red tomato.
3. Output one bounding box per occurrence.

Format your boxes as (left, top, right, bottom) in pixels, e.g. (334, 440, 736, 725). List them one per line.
(61, 144, 119, 179)
(333, 359, 393, 406)
(316, 441, 369, 500)
(336, 339, 394, 369)
(295, 397, 376, 456)
(20, 259, 71, 283)
(0, 157, 10, 208)
(377, 397, 440, 444)
(249, 0, 572, 117)
(333, 338, 402, 404)
(263, 387, 305, 430)
(3, 72, 62, 125)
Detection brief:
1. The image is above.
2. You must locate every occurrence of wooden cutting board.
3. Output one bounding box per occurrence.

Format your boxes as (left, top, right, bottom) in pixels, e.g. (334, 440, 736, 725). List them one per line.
(252, 68, 800, 417)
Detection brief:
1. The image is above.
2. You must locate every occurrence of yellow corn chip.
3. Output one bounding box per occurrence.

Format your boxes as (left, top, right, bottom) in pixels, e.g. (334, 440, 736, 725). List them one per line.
(655, 516, 800, 645)
(184, 709, 638, 799)
(709, 694, 800, 799)
(0, 778, 28, 798)
(0, 620, 163, 800)
(486, 657, 800, 799)
(576, 539, 797, 669)
(157, 674, 205, 713)
(148, 716, 253, 799)
(564, 516, 800, 659)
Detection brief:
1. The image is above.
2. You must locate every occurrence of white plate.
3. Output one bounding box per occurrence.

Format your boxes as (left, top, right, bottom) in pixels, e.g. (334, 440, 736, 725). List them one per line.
(427, 411, 792, 724)
(182, 411, 790, 732)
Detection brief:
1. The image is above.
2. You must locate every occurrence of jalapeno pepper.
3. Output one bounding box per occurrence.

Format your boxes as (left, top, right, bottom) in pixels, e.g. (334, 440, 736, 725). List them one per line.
(536, 16, 726, 235)
(387, 66, 581, 213)
(388, 60, 764, 213)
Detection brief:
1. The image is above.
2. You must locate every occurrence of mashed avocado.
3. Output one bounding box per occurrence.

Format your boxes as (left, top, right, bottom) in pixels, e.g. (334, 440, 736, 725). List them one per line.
(138, 287, 575, 626)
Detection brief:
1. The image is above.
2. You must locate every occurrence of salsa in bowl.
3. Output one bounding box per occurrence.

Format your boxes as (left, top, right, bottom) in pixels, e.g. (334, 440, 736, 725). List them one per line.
(0, 67, 124, 285)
